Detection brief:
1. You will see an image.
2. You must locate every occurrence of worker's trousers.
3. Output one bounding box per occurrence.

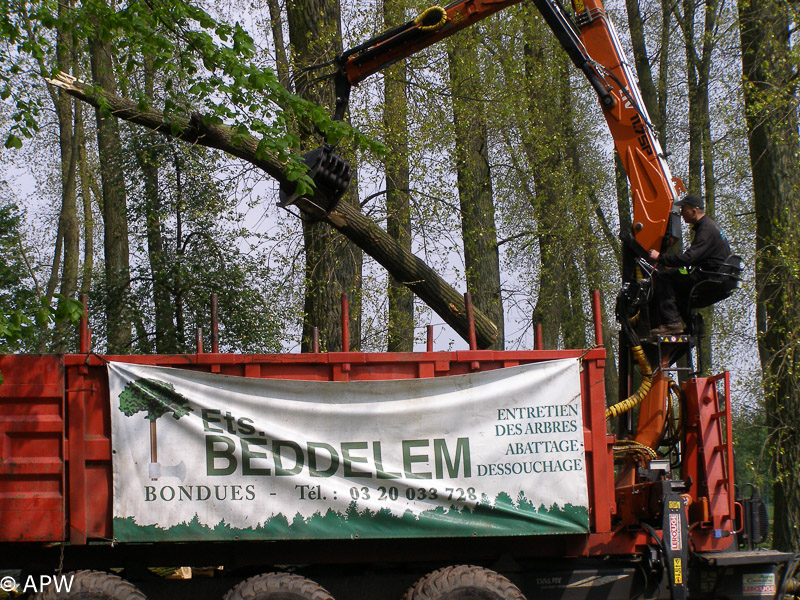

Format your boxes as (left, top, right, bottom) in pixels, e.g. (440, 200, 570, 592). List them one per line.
(653, 268, 704, 325)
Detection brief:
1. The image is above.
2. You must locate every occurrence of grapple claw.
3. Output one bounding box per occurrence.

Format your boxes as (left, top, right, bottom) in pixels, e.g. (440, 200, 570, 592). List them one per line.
(278, 145, 352, 216)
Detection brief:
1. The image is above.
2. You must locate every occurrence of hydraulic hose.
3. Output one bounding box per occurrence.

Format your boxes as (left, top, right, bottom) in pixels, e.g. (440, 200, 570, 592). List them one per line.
(613, 439, 658, 462)
(414, 6, 447, 31)
(606, 344, 653, 419)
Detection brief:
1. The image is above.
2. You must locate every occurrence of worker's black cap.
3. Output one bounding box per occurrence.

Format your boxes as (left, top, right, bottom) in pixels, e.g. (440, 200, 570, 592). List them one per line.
(676, 194, 704, 210)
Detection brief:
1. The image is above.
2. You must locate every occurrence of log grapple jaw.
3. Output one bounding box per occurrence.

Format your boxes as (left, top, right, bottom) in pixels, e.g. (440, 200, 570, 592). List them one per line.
(278, 145, 352, 218)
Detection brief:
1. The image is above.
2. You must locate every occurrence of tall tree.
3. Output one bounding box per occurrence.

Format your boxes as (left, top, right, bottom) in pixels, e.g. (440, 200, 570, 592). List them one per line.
(132, 57, 176, 353)
(625, 0, 671, 150)
(90, 2, 133, 352)
(51, 0, 80, 353)
(287, 0, 363, 352)
(383, 0, 414, 352)
(739, 0, 800, 552)
(75, 103, 96, 298)
(674, 0, 722, 370)
(448, 27, 504, 349)
(19, 0, 82, 352)
(520, 12, 586, 350)
(266, 0, 291, 92)
(560, 66, 620, 402)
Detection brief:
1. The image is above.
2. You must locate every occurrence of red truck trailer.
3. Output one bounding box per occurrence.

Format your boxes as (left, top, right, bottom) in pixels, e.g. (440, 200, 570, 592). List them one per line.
(0, 310, 796, 600)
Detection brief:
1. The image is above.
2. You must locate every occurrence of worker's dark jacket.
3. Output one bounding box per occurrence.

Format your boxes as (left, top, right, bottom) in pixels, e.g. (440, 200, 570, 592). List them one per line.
(658, 216, 730, 271)
(654, 215, 732, 324)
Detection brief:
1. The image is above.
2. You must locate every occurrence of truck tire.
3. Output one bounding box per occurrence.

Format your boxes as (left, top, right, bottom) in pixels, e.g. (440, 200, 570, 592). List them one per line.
(223, 572, 334, 600)
(34, 570, 147, 600)
(402, 565, 526, 600)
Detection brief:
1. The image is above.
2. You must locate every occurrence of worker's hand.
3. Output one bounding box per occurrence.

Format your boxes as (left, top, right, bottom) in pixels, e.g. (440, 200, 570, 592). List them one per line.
(649, 249, 660, 262)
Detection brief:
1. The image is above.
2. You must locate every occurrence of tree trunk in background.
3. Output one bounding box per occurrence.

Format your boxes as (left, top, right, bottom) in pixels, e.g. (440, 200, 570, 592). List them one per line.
(680, 0, 702, 191)
(287, 0, 362, 353)
(448, 28, 504, 349)
(90, 13, 132, 353)
(625, 0, 671, 150)
(560, 60, 618, 399)
(41, 0, 80, 352)
(614, 152, 631, 238)
(676, 0, 719, 372)
(52, 112, 80, 352)
(625, 0, 658, 127)
(76, 103, 95, 298)
(697, 0, 719, 373)
(656, 0, 671, 151)
(383, 0, 414, 352)
(136, 56, 176, 353)
(267, 0, 292, 92)
(557, 60, 586, 352)
(739, 0, 800, 552)
(520, 17, 580, 350)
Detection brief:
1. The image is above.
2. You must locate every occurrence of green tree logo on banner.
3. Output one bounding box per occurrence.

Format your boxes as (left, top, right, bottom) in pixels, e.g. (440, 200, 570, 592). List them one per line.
(119, 378, 194, 480)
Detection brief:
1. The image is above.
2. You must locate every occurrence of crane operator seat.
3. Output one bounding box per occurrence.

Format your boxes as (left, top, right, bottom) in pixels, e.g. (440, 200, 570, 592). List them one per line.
(688, 254, 744, 310)
(684, 254, 744, 337)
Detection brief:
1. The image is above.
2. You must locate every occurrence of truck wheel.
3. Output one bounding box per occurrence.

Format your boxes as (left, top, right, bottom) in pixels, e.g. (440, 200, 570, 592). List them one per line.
(34, 570, 147, 600)
(224, 572, 334, 600)
(402, 565, 526, 600)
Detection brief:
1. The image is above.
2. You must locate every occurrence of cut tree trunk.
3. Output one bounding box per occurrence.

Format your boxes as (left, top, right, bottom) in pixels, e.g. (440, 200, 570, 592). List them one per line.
(47, 73, 500, 349)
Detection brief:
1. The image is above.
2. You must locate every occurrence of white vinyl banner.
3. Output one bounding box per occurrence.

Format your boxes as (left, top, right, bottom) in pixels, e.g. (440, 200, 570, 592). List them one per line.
(108, 359, 589, 542)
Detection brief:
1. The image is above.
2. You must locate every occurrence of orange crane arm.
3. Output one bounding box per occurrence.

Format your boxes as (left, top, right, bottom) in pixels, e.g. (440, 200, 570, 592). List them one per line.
(335, 0, 681, 253)
(334, 0, 683, 451)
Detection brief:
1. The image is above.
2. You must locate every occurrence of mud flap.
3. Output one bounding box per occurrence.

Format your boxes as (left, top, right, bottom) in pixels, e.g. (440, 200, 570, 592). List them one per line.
(662, 492, 689, 600)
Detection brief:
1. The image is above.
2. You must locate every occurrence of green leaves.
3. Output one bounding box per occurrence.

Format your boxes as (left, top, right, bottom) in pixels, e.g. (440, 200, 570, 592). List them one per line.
(1, 297, 83, 351)
(4, 134, 22, 149)
(53, 293, 84, 323)
(0, 310, 31, 343)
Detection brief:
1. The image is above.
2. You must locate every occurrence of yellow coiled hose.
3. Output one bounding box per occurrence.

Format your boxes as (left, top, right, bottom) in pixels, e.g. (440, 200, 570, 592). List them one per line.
(414, 6, 448, 31)
(605, 344, 653, 419)
(612, 439, 658, 462)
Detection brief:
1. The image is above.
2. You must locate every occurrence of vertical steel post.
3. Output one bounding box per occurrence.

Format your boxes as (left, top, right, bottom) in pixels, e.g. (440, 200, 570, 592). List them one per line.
(211, 293, 219, 353)
(427, 325, 434, 352)
(196, 328, 203, 354)
(464, 292, 478, 351)
(592, 289, 604, 346)
(341, 293, 350, 352)
(464, 292, 480, 370)
(312, 327, 320, 353)
(79, 293, 89, 354)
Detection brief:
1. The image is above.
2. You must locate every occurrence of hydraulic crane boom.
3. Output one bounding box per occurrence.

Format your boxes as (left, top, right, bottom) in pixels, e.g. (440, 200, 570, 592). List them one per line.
(315, 0, 689, 453)
(334, 0, 682, 255)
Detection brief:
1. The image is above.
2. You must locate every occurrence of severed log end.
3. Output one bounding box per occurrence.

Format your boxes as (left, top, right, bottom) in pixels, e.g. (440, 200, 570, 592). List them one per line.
(45, 71, 81, 91)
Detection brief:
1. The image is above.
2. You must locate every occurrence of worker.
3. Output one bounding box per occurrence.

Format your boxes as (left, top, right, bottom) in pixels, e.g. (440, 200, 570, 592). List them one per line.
(648, 194, 731, 335)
